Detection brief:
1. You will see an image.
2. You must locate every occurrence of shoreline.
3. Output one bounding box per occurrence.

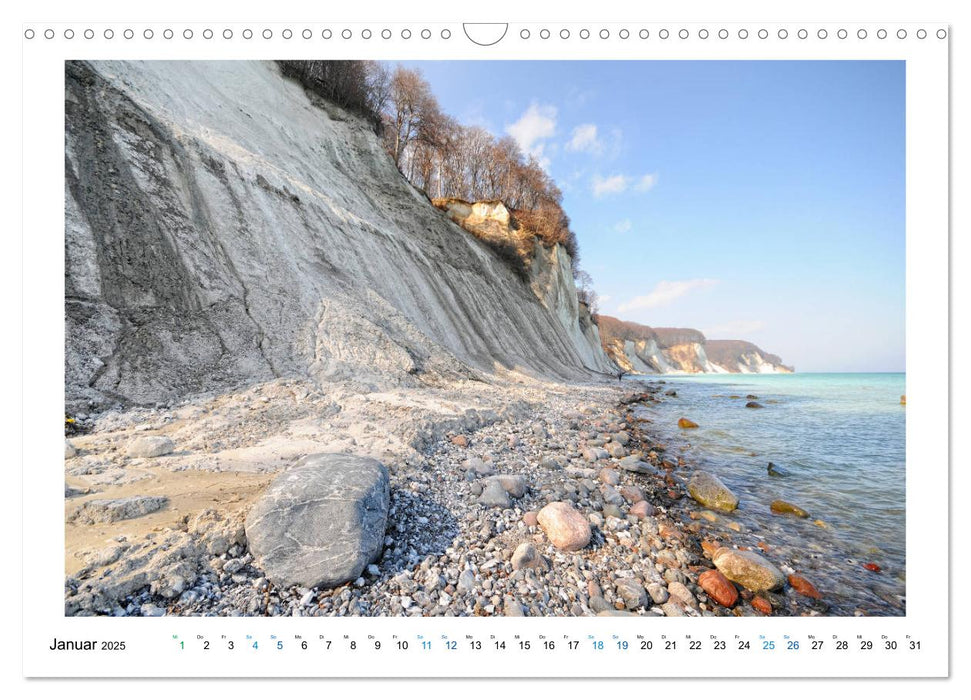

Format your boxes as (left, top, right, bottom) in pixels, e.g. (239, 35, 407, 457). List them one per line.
(66, 375, 861, 617)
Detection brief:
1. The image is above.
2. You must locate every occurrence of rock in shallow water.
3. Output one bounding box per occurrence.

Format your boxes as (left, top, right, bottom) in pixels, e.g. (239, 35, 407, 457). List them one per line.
(698, 569, 738, 608)
(245, 453, 390, 590)
(712, 547, 786, 592)
(770, 500, 810, 518)
(687, 472, 739, 513)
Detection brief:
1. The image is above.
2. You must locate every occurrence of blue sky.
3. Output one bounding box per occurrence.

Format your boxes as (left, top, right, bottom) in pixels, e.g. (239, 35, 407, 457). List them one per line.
(398, 61, 905, 372)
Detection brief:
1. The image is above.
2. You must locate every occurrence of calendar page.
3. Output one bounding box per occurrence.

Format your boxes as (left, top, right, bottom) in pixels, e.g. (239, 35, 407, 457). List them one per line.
(18, 1, 952, 682)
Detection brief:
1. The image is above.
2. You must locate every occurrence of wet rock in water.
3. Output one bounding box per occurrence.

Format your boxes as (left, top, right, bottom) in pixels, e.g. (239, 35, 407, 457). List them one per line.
(665, 389, 677, 397)
(788, 574, 822, 599)
(712, 547, 786, 592)
(615, 579, 649, 609)
(698, 569, 738, 608)
(245, 453, 390, 590)
(65, 441, 78, 459)
(863, 562, 882, 573)
(687, 472, 739, 513)
(766, 462, 787, 477)
(746, 395, 758, 400)
(510, 542, 547, 571)
(68, 495, 169, 524)
(125, 436, 174, 458)
(900, 394, 906, 406)
(745, 402, 764, 409)
(618, 455, 653, 474)
(770, 500, 810, 518)
(678, 417, 699, 429)
(751, 596, 773, 615)
(537, 502, 591, 551)
(477, 479, 512, 508)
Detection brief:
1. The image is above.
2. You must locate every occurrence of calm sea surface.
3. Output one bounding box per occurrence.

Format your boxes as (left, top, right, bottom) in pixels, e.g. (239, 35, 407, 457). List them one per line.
(633, 372, 905, 616)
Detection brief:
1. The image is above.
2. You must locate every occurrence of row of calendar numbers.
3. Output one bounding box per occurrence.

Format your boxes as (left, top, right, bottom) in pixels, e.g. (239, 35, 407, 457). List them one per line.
(176, 635, 922, 653)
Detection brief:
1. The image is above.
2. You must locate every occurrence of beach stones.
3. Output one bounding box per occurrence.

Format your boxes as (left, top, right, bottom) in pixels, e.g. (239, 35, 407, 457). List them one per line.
(486, 474, 528, 498)
(245, 453, 390, 589)
(745, 401, 764, 409)
(712, 547, 786, 592)
(788, 574, 822, 599)
(68, 495, 168, 524)
(477, 479, 512, 507)
(688, 471, 739, 513)
(615, 579, 649, 609)
(65, 441, 78, 459)
(582, 447, 609, 462)
(618, 455, 653, 474)
(510, 542, 547, 571)
(537, 502, 591, 551)
(751, 596, 773, 615)
(125, 436, 174, 458)
(678, 417, 699, 429)
(770, 500, 810, 518)
(698, 569, 739, 608)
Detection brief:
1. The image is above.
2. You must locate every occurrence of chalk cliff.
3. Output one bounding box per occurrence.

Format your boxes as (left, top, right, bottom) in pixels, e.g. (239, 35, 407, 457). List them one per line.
(596, 316, 792, 374)
(64, 61, 617, 411)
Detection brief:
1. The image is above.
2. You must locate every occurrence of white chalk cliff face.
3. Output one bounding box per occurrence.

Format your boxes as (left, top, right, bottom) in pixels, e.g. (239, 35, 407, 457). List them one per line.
(596, 317, 792, 375)
(65, 61, 615, 411)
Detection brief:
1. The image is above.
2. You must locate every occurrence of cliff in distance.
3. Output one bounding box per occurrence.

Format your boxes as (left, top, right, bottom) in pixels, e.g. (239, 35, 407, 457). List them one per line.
(596, 315, 793, 375)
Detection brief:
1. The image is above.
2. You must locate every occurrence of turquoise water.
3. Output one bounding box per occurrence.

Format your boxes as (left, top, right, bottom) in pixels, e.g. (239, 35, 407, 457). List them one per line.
(635, 372, 905, 615)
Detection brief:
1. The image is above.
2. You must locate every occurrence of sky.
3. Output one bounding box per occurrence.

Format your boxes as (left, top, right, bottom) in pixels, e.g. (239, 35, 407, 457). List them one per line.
(397, 61, 905, 372)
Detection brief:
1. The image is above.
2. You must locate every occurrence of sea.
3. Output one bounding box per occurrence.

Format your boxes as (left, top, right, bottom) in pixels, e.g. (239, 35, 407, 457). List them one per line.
(631, 372, 906, 616)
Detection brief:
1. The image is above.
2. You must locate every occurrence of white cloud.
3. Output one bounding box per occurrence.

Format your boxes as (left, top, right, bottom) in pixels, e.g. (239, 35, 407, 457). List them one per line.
(566, 123, 602, 154)
(614, 219, 632, 233)
(506, 103, 557, 162)
(703, 320, 767, 337)
(592, 172, 658, 197)
(598, 294, 612, 304)
(635, 173, 659, 191)
(618, 279, 719, 312)
(592, 174, 629, 197)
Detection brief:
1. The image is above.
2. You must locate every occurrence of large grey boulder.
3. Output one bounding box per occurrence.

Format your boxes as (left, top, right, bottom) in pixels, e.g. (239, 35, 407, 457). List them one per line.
(245, 453, 390, 590)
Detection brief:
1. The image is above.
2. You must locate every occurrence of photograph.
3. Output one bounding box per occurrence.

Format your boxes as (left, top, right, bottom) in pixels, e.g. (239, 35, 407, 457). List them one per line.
(63, 58, 905, 619)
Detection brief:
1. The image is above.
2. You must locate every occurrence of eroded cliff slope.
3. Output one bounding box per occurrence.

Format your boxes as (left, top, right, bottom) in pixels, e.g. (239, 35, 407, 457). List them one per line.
(65, 61, 615, 411)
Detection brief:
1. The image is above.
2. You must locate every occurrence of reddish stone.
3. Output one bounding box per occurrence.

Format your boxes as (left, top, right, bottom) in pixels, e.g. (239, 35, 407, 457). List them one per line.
(522, 511, 538, 527)
(863, 562, 882, 572)
(450, 435, 469, 448)
(787, 574, 822, 599)
(698, 569, 739, 608)
(620, 485, 645, 503)
(667, 489, 682, 500)
(678, 417, 699, 429)
(757, 542, 771, 553)
(658, 522, 682, 540)
(629, 501, 653, 519)
(701, 540, 720, 559)
(751, 596, 773, 615)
